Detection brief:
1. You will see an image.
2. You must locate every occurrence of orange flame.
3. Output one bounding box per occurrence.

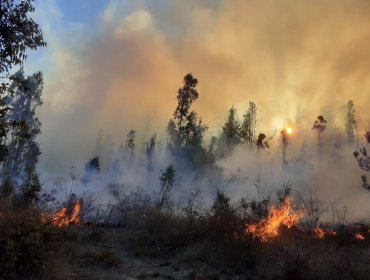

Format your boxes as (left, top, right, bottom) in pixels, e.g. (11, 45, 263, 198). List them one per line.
(355, 233, 365, 240)
(313, 227, 325, 239)
(52, 200, 81, 227)
(313, 228, 337, 239)
(245, 197, 303, 242)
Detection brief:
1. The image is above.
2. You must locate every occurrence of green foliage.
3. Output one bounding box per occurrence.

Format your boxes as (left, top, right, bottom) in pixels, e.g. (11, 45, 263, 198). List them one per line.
(208, 190, 241, 241)
(0, 0, 46, 193)
(0, 201, 63, 279)
(0, 0, 46, 73)
(0, 68, 43, 198)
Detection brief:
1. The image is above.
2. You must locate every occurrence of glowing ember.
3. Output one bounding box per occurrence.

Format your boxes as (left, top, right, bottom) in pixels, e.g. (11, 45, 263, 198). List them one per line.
(313, 227, 325, 239)
(313, 228, 337, 239)
(286, 127, 293, 135)
(52, 200, 81, 227)
(245, 197, 303, 242)
(355, 233, 365, 240)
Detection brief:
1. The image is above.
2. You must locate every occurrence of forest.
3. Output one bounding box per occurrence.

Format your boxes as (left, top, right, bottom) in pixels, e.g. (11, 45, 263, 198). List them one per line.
(1, 1, 370, 280)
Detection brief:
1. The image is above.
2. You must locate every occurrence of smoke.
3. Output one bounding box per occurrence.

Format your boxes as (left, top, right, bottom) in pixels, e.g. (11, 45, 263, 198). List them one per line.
(26, 0, 370, 220)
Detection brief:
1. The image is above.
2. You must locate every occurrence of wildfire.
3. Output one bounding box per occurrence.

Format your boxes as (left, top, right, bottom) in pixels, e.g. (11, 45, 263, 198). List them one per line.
(355, 233, 365, 240)
(52, 200, 81, 227)
(313, 227, 337, 239)
(245, 197, 303, 242)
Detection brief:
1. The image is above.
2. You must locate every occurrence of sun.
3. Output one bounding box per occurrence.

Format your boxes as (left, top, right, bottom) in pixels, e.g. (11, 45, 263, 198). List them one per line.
(286, 127, 293, 135)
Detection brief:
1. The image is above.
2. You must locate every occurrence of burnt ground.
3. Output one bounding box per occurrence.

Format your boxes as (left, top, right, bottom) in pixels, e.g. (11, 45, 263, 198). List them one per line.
(48, 227, 228, 280)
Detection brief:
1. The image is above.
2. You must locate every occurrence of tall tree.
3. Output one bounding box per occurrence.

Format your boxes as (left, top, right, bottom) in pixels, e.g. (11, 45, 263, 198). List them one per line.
(240, 101, 257, 145)
(216, 106, 241, 158)
(0, 0, 46, 167)
(312, 115, 327, 157)
(1, 68, 43, 183)
(167, 74, 207, 149)
(345, 100, 357, 145)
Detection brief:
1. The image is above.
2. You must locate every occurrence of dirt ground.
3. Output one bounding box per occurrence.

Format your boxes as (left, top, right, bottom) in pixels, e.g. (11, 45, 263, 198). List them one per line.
(50, 227, 195, 280)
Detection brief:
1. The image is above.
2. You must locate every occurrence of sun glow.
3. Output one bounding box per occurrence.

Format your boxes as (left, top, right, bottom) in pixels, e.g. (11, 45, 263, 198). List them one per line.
(286, 127, 293, 135)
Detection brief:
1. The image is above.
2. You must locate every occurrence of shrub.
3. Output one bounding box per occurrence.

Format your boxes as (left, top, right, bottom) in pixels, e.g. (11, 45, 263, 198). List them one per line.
(0, 199, 63, 279)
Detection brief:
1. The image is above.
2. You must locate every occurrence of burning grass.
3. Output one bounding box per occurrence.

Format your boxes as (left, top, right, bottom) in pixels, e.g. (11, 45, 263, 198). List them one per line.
(245, 197, 303, 242)
(51, 200, 82, 227)
(2, 187, 370, 279)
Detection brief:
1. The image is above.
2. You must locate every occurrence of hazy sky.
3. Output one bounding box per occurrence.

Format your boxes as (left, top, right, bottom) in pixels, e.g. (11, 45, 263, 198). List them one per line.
(24, 0, 370, 176)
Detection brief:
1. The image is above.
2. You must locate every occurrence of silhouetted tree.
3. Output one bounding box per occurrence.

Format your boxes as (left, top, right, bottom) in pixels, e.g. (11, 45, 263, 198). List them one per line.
(146, 134, 156, 171)
(0, 0, 46, 167)
(241, 101, 257, 145)
(256, 133, 269, 151)
(126, 129, 136, 152)
(0, 0, 46, 73)
(82, 156, 100, 184)
(312, 115, 327, 156)
(207, 136, 218, 162)
(85, 156, 100, 172)
(280, 129, 289, 167)
(354, 131, 370, 190)
(365, 131, 370, 145)
(345, 100, 357, 145)
(1, 69, 43, 184)
(167, 74, 207, 149)
(157, 164, 176, 209)
(216, 106, 241, 158)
